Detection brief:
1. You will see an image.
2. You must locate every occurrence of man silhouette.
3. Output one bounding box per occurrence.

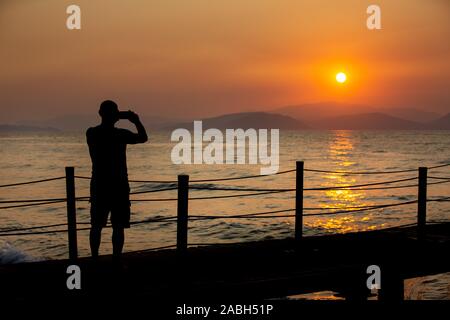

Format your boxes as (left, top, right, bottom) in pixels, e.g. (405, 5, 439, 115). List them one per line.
(87, 100, 148, 262)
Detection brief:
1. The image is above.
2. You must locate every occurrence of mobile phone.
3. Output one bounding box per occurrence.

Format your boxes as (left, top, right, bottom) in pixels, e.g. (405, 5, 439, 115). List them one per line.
(118, 111, 133, 119)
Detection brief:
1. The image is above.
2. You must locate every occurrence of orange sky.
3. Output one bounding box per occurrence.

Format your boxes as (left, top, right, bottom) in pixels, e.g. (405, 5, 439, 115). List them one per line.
(0, 0, 449, 122)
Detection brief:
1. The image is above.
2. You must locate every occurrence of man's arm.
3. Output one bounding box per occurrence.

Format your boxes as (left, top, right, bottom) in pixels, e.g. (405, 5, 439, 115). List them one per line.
(128, 112, 148, 143)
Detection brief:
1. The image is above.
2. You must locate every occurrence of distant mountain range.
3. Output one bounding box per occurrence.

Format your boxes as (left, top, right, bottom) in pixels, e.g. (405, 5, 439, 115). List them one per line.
(2, 102, 449, 131)
(429, 113, 450, 129)
(272, 102, 448, 130)
(274, 102, 442, 124)
(169, 104, 449, 130)
(169, 111, 449, 131)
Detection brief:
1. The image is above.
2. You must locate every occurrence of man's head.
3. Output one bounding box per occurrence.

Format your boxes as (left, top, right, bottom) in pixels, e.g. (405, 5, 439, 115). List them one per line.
(99, 100, 119, 124)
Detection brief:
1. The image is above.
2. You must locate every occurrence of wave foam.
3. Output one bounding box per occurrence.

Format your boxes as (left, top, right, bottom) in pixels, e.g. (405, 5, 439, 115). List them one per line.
(0, 242, 39, 264)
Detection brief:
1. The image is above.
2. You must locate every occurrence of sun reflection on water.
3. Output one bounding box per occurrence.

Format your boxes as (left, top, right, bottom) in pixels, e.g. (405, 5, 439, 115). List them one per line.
(307, 131, 379, 233)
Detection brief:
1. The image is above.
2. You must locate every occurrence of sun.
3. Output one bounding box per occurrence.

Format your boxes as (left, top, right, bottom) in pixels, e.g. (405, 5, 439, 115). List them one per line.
(336, 72, 347, 84)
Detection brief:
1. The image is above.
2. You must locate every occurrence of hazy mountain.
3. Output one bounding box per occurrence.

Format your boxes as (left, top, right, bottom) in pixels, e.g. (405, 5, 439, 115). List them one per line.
(374, 108, 441, 123)
(0, 124, 60, 132)
(274, 102, 375, 122)
(10, 103, 447, 131)
(314, 113, 426, 130)
(169, 112, 309, 130)
(274, 102, 442, 124)
(429, 113, 450, 129)
(17, 114, 96, 132)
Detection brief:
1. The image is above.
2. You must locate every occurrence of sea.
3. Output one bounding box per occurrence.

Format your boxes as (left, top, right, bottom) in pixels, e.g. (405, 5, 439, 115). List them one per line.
(1, 129, 449, 299)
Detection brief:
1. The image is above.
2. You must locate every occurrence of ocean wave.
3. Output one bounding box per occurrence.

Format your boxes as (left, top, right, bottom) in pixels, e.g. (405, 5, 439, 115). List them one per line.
(0, 242, 39, 265)
(132, 182, 261, 193)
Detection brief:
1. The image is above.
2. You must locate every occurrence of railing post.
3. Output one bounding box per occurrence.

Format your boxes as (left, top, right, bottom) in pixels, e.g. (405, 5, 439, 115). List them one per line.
(177, 174, 189, 253)
(417, 166, 427, 239)
(295, 161, 304, 242)
(65, 167, 78, 261)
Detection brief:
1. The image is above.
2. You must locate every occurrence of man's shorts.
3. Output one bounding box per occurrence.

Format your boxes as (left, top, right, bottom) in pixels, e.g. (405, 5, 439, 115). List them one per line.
(90, 182, 131, 229)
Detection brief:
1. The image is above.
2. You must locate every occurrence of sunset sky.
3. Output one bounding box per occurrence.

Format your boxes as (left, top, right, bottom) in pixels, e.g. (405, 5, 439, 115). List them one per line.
(0, 0, 449, 122)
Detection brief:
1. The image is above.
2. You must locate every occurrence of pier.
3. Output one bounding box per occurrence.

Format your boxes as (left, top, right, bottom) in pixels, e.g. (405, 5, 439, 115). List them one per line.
(0, 162, 449, 301)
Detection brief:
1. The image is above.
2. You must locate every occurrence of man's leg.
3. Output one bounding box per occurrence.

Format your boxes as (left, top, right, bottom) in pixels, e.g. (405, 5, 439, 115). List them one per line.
(90, 226, 103, 258)
(112, 227, 125, 258)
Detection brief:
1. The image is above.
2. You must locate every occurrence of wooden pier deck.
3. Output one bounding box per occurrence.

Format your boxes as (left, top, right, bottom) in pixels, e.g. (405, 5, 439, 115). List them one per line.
(1, 222, 449, 302)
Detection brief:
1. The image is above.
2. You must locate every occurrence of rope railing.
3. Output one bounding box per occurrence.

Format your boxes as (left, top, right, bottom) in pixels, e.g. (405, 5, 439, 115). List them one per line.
(75, 175, 182, 184)
(184, 190, 290, 200)
(0, 197, 426, 234)
(129, 187, 178, 195)
(121, 190, 291, 202)
(304, 163, 450, 175)
(175, 177, 441, 195)
(0, 197, 86, 204)
(3, 195, 446, 235)
(304, 177, 417, 190)
(427, 196, 450, 202)
(1, 163, 448, 189)
(428, 176, 450, 180)
(130, 216, 178, 225)
(427, 180, 450, 186)
(305, 179, 450, 191)
(187, 176, 416, 192)
(304, 168, 417, 175)
(0, 161, 448, 257)
(1, 177, 449, 207)
(188, 186, 295, 192)
(0, 176, 65, 188)
(162, 177, 450, 195)
(0, 187, 177, 205)
(74, 168, 297, 184)
(73, 163, 450, 183)
(188, 200, 418, 220)
(188, 169, 296, 182)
